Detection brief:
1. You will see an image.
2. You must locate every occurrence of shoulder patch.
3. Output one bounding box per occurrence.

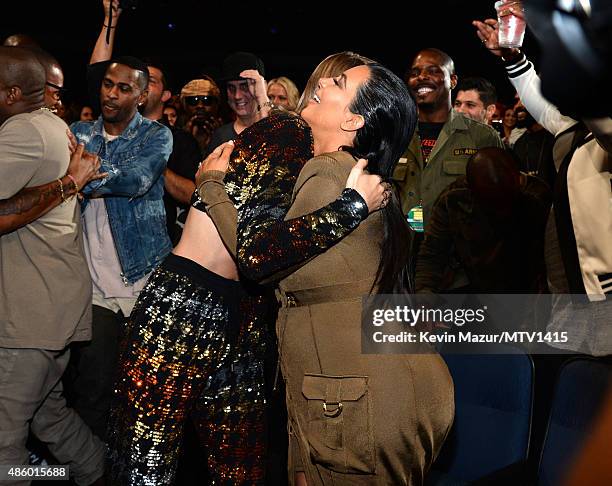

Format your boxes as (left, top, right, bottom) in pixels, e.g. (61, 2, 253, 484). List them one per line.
(453, 148, 478, 156)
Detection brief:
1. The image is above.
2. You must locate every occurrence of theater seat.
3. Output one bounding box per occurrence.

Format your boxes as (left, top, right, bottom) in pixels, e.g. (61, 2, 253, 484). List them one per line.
(537, 358, 612, 486)
(426, 343, 534, 485)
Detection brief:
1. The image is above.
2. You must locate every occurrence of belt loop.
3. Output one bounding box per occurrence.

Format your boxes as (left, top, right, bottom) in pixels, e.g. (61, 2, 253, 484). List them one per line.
(275, 288, 287, 307)
(275, 288, 296, 307)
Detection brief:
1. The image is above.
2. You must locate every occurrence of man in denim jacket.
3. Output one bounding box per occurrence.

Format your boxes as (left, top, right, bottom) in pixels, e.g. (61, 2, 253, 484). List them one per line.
(68, 56, 173, 441)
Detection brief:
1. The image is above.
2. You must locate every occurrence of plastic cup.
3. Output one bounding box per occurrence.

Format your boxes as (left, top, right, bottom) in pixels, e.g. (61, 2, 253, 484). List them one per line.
(495, 0, 526, 48)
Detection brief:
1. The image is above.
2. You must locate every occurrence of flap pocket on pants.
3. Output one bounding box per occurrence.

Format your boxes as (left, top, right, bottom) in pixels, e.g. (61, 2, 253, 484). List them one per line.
(301, 374, 376, 474)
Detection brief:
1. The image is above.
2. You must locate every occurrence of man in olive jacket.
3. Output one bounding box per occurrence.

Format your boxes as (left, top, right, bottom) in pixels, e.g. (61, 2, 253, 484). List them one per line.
(394, 48, 504, 228)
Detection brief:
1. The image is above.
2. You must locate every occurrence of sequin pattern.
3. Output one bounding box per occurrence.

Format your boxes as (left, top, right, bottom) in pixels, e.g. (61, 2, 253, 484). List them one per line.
(211, 112, 369, 283)
(107, 255, 268, 485)
(108, 112, 369, 485)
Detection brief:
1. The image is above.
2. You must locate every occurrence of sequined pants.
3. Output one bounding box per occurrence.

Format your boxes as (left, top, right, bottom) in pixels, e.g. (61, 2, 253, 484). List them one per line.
(107, 254, 268, 485)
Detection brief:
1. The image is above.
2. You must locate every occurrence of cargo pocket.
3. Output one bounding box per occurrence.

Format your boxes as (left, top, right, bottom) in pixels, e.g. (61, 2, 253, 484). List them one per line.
(302, 374, 376, 474)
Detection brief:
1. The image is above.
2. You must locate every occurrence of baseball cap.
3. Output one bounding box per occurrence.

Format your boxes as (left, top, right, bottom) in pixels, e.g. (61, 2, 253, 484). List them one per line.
(219, 51, 265, 82)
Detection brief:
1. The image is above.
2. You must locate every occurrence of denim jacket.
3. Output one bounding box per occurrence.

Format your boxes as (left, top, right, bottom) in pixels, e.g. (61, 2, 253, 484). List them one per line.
(71, 112, 173, 284)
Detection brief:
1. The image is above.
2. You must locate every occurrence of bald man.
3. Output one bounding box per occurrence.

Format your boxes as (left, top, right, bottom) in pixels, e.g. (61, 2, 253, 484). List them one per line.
(415, 147, 551, 293)
(30, 48, 65, 114)
(2, 35, 65, 114)
(2, 33, 39, 48)
(393, 48, 504, 231)
(0, 47, 105, 486)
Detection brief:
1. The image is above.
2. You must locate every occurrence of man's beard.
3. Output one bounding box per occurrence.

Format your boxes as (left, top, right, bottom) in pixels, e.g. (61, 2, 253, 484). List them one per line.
(516, 111, 536, 129)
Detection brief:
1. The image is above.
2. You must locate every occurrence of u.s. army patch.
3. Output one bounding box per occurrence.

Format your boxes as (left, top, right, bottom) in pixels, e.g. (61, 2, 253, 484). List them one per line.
(453, 148, 478, 156)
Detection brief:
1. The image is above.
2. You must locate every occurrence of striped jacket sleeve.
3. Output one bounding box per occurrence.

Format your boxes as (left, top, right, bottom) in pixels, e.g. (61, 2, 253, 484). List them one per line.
(503, 53, 576, 136)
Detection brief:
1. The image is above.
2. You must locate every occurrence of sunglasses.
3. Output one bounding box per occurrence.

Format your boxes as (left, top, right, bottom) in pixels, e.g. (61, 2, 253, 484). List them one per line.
(185, 95, 218, 107)
(46, 81, 68, 99)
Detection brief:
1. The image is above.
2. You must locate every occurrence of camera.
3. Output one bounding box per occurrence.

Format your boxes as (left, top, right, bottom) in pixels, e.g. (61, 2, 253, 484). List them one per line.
(119, 0, 138, 10)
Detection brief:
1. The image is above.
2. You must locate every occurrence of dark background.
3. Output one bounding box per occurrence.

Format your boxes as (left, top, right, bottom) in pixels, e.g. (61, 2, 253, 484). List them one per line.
(2, 0, 540, 106)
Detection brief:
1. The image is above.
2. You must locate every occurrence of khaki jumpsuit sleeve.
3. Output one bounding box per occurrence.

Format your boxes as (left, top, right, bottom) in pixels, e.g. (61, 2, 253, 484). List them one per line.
(286, 155, 348, 219)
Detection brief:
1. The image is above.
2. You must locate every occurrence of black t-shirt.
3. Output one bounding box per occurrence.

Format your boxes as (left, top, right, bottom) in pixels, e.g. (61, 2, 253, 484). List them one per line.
(203, 122, 238, 158)
(418, 122, 444, 165)
(512, 129, 556, 191)
(167, 128, 201, 179)
(86, 61, 112, 117)
(163, 126, 201, 245)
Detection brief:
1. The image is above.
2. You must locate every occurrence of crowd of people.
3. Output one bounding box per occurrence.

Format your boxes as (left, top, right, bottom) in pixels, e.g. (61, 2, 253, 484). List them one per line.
(0, 0, 610, 485)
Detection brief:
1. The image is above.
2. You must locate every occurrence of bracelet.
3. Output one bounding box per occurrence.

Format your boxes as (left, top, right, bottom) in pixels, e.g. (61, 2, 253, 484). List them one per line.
(66, 174, 80, 196)
(257, 100, 275, 112)
(57, 178, 67, 203)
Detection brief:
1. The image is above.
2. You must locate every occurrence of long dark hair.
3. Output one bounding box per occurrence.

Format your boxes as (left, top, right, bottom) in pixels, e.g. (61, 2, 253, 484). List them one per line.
(296, 51, 374, 114)
(343, 64, 417, 294)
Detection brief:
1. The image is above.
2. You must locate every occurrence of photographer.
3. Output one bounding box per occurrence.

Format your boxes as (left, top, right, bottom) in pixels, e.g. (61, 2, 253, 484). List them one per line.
(180, 77, 224, 155)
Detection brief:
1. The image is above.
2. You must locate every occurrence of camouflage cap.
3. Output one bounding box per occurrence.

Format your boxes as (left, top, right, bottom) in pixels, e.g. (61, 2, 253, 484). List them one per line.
(181, 78, 221, 98)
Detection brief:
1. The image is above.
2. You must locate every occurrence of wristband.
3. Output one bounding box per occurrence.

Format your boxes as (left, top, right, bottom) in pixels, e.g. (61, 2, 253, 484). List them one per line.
(66, 174, 80, 196)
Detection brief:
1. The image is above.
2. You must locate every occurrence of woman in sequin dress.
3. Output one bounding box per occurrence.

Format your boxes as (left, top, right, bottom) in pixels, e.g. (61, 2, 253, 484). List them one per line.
(106, 52, 387, 485)
(199, 64, 455, 485)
